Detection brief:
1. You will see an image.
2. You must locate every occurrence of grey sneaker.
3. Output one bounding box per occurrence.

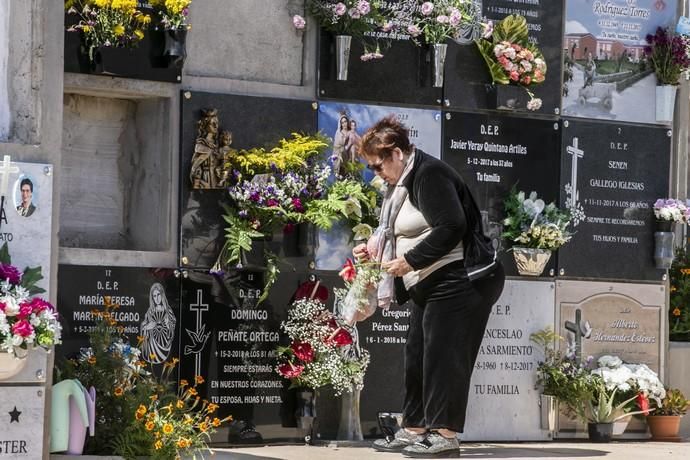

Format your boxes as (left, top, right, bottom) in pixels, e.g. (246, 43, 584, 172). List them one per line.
(372, 429, 425, 452)
(402, 432, 460, 458)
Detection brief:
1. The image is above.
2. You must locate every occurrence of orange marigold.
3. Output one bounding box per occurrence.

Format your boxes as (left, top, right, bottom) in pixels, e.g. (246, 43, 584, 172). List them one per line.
(163, 423, 174, 434)
(145, 421, 155, 431)
(212, 417, 221, 427)
(673, 307, 682, 317)
(195, 375, 205, 384)
(113, 387, 124, 397)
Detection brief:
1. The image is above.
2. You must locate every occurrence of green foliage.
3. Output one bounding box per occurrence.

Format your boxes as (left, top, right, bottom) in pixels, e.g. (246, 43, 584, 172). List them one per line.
(654, 388, 689, 416)
(305, 178, 379, 231)
(577, 379, 648, 423)
(221, 207, 265, 267)
(669, 247, 690, 341)
(0, 242, 45, 295)
(109, 424, 152, 459)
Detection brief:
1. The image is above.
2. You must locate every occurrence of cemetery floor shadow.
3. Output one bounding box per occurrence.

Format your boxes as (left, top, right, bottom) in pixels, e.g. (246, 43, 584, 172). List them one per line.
(461, 444, 607, 458)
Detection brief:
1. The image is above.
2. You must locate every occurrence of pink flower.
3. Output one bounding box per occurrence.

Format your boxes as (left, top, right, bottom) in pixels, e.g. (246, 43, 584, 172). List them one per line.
(12, 320, 34, 338)
(481, 21, 494, 39)
(407, 24, 421, 37)
(291, 341, 314, 363)
(348, 8, 361, 19)
(27, 298, 53, 313)
(449, 9, 461, 26)
(526, 98, 542, 111)
(382, 22, 393, 32)
(0, 301, 5, 312)
(338, 258, 356, 282)
(277, 362, 304, 379)
(521, 75, 532, 85)
(17, 303, 33, 320)
(292, 14, 306, 30)
(0, 263, 22, 285)
(266, 198, 279, 207)
(292, 197, 304, 212)
(509, 70, 520, 81)
(356, 0, 370, 15)
(334, 2, 347, 16)
(421, 2, 434, 16)
(436, 15, 449, 24)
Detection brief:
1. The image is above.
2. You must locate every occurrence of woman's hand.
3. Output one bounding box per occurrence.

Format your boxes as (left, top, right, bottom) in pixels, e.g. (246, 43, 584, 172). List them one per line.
(381, 257, 413, 277)
(353, 243, 369, 261)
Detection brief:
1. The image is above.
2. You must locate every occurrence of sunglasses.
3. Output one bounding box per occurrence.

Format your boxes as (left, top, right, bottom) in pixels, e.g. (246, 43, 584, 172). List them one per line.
(367, 160, 385, 173)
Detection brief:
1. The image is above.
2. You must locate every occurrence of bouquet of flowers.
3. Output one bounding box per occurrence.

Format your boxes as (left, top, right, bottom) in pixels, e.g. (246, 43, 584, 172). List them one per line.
(645, 27, 690, 85)
(502, 188, 572, 251)
(275, 298, 369, 395)
(334, 257, 384, 324)
(590, 355, 666, 411)
(149, 0, 192, 30)
(407, 0, 482, 44)
(65, 0, 150, 61)
(0, 245, 61, 358)
(294, 1, 385, 37)
(475, 15, 547, 111)
(653, 198, 690, 223)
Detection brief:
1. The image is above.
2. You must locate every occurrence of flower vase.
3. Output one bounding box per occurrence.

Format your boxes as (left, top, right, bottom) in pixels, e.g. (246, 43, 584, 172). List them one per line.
(647, 415, 682, 441)
(430, 43, 448, 88)
(655, 220, 676, 232)
(512, 247, 551, 276)
(487, 83, 529, 111)
(335, 35, 352, 81)
(612, 414, 632, 436)
(539, 394, 557, 432)
(163, 27, 188, 69)
(295, 389, 316, 443)
(91, 46, 140, 77)
(0, 351, 28, 380)
(587, 422, 613, 442)
(654, 231, 675, 269)
(337, 386, 363, 441)
(655, 85, 677, 124)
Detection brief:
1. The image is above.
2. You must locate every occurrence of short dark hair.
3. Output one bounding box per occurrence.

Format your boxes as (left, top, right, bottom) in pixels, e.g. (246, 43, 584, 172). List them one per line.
(359, 115, 413, 160)
(20, 178, 33, 192)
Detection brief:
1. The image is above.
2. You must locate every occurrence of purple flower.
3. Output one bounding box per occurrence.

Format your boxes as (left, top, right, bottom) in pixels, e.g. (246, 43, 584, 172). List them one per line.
(266, 199, 279, 207)
(382, 22, 394, 33)
(348, 8, 361, 19)
(421, 2, 434, 16)
(0, 263, 22, 285)
(249, 192, 261, 202)
(293, 14, 306, 30)
(407, 24, 421, 37)
(356, 0, 370, 15)
(238, 210, 249, 218)
(292, 198, 304, 212)
(334, 2, 347, 16)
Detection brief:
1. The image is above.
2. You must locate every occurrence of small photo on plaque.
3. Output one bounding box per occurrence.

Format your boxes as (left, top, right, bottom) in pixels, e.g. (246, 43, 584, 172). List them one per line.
(13, 174, 38, 218)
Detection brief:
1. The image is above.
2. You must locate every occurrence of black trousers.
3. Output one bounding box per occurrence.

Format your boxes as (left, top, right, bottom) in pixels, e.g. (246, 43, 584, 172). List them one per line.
(402, 261, 505, 433)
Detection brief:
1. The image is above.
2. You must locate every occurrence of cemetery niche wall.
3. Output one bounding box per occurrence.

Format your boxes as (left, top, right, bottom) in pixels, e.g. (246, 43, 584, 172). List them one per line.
(557, 118, 671, 281)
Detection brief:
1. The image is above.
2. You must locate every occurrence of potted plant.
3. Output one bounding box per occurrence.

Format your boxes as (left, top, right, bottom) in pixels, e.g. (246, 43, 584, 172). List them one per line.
(475, 15, 547, 111)
(406, 0, 483, 87)
(502, 187, 572, 276)
(652, 198, 689, 269)
(65, 0, 149, 72)
(669, 248, 690, 341)
(644, 27, 690, 123)
(149, 0, 193, 68)
(293, 1, 385, 81)
(645, 388, 689, 440)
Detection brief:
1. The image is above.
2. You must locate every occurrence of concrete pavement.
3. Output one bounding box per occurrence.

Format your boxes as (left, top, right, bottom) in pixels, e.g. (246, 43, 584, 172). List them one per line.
(211, 441, 690, 460)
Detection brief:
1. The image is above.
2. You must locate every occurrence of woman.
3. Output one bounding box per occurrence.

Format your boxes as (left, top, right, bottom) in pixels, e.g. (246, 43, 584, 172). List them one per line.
(354, 116, 505, 458)
(332, 115, 350, 176)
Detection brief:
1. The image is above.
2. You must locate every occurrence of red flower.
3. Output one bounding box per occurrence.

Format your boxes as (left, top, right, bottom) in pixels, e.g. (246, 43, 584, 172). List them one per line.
(338, 258, 356, 282)
(328, 327, 353, 347)
(11, 320, 34, 338)
(17, 303, 33, 319)
(636, 392, 650, 415)
(28, 298, 54, 313)
(291, 341, 314, 363)
(277, 362, 304, 379)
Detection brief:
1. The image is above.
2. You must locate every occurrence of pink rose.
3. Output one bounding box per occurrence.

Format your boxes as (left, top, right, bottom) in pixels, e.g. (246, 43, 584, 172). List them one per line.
(357, 0, 370, 15)
(509, 70, 520, 81)
(334, 2, 347, 16)
(449, 9, 461, 26)
(12, 319, 34, 338)
(436, 15, 449, 24)
(407, 24, 421, 37)
(421, 2, 434, 16)
(292, 14, 306, 30)
(348, 8, 361, 19)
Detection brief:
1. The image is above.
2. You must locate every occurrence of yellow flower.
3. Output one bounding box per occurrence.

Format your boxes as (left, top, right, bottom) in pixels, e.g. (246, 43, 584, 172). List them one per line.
(87, 356, 96, 365)
(154, 440, 163, 450)
(207, 403, 219, 413)
(145, 421, 155, 431)
(82, 25, 92, 33)
(673, 307, 682, 317)
(164, 403, 174, 415)
(187, 387, 198, 396)
(212, 417, 221, 427)
(137, 335, 145, 344)
(94, 0, 110, 8)
(133, 29, 144, 40)
(140, 14, 152, 25)
(150, 394, 158, 401)
(199, 421, 209, 432)
(671, 286, 677, 292)
(136, 405, 147, 415)
(176, 400, 185, 409)
(176, 437, 190, 448)
(113, 387, 124, 397)
(163, 423, 174, 434)
(179, 379, 188, 387)
(195, 375, 205, 384)
(183, 414, 194, 425)
(113, 24, 125, 36)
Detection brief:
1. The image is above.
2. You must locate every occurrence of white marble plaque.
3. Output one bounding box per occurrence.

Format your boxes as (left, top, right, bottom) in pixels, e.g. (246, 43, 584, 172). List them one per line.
(0, 160, 53, 296)
(462, 280, 555, 441)
(0, 386, 45, 458)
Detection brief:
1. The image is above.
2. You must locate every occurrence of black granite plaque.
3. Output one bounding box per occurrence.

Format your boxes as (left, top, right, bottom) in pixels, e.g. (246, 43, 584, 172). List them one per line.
(442, 111, 562, 276)
(444, 0, 564, 115)
(179, 92, 317, 269)
(56, 265, 181, 370)
(64, 11, 183, 83)
(557, 119, 670, 281)
(317, 30, 442, 107)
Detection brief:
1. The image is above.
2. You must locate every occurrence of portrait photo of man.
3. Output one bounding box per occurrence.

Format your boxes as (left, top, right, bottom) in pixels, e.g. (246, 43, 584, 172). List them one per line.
(16, 177, 36, 217)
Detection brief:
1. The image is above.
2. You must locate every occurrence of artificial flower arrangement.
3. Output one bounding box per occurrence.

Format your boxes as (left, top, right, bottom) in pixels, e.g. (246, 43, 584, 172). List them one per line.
(502, 187, 572, 251)
(406, 0, 483, 45)
(334, 257, 384, 324)
(294, 1, 385, 37)
(475, 15, 547, 111)
(149, 0, 192, 30)
(58, 298, 230, 458)
(275, 297, 370, 396)
(644, 27, 690, 85)
(669, 248, 690, 341)
(215, 133, 379, 303)
(0, 244, 61, 358)
(65, 0, 151, 61)
(653, 198, 690, 223)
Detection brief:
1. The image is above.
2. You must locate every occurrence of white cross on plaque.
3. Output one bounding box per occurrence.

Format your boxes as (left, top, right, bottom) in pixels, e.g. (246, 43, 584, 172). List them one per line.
(0, 155, 19, 198)
(189, 290, 209, 377)
(567, 137, 584, 205)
